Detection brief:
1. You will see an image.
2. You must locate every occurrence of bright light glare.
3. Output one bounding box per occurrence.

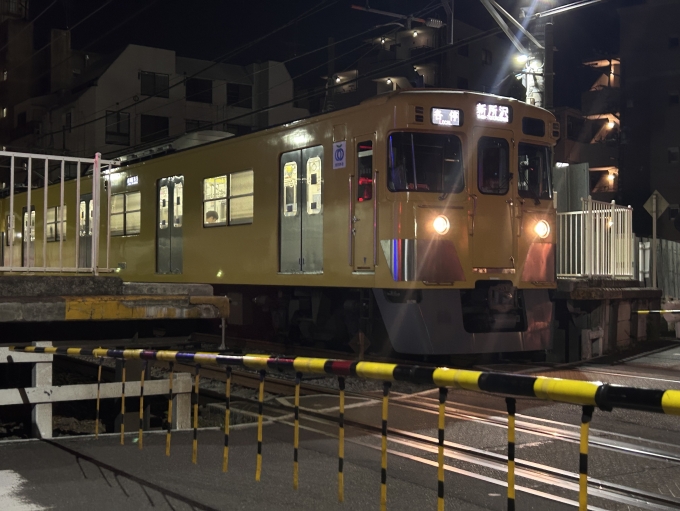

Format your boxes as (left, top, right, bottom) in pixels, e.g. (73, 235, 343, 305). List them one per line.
(433, 215, 450, 235)
(515, 54, 528, 64)
(386, 78, 392, 85)
(555, 162, 569, 167)
(607, 121, 615, 129)
(607, 173, 615, 182)
(534, 220, 550, 239)
(413, 30, 418, 37)
(335, 76, 341, 83)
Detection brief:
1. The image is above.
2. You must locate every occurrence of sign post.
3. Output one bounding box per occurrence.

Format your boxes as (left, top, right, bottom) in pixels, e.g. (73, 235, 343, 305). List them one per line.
(643, 191, 669, 288)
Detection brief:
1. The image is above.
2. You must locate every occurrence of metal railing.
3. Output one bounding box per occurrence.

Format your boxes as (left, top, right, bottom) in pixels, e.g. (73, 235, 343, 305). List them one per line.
(9, 345, 680, 511)
(0, 151, 118, 274)
(0, 342, 191, 439)
(557, 196, 634, 279)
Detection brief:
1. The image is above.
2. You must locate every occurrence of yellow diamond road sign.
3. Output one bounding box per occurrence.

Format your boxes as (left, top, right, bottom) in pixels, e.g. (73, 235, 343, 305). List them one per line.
(644, 191, 669, 219)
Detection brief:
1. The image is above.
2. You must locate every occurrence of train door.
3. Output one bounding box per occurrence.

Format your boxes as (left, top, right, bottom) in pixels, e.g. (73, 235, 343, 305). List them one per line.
(156, 175, 184, 274)
(280, 146, 324, 273)
(78, 194, 93, 268)
(471, 128, 516, 271)
(21, 206, 35, 266)
(352, 135, 376, 272)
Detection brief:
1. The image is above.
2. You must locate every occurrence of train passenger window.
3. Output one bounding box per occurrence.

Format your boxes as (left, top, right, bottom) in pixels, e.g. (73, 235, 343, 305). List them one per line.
(357, 141, 373, 201)
(229, 170, 254, 225)
(203, 172, 253, 226)
(477, 137, 509, 195)
(387, 132, 464, 194)
(174, 182, 183, 227)
(283, 162, 297, 217)
(203, 176, 227, 226)
(159, 185, 169, 229)
(111, 191, 141, 236)
(306, 157, 322, 214)
(517, 143, 552, 201)
(46, 206, 67, 241)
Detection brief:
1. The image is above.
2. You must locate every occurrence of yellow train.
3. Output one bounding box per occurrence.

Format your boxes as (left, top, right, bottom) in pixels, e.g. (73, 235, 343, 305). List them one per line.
(1, 90, 559, 355)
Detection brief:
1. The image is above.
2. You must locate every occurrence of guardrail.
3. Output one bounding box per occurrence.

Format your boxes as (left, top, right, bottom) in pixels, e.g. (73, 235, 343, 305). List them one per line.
(0, 151, 118, 274)
(1, 342, 191, 439)
(557, 196, 634, 279)
(9, 345, 680, 511)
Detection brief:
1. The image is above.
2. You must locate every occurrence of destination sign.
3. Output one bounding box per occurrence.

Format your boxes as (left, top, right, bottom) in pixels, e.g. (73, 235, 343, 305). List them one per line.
(476, 103, 511, 123)
(431, 107, 462, 127)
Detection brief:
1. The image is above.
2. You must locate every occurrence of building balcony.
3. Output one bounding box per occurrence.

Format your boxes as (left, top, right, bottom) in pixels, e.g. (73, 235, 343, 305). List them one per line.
(581, 87, 621, 116)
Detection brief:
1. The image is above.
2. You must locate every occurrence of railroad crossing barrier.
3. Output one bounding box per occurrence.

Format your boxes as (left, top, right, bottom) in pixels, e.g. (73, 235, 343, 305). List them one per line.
(0, 342, 191, 439)
(9, 346, 680, 511)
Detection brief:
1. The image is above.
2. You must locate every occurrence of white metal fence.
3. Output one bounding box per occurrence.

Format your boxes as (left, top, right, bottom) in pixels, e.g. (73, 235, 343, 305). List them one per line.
(0, 151, 118, 274)
(557, 196, 635, 279)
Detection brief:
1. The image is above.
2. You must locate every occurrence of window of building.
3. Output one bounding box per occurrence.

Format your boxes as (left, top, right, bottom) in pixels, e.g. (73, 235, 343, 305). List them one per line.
(670, 92, 679, 106)
(482, 49, 492, 65)
(2, 70, 7, 81)
(17, 111, 26, 126)
(110, 191, 141, 236)
(186, 119, 211, 132)
(140, 115, 169, 143)
(105, 111, 130, 145)
(46, 206, 67, 242)
(457, 45, 469, 57)
(227, 83, 253, 108)
(670, 147, 680, 164)
(477, 136, 509, 195)
(203, 170, 254, 226)
(186, 78, 213, 103)
(457, 77, 469, 89)
(670, 36, 679, 49)
(140, 71, 169, 98)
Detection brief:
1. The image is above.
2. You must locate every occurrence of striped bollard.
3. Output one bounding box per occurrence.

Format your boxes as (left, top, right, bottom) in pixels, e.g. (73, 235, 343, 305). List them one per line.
(579, 406, 594, 511)
(506, 398, 516, 511)
(138, 360, 147, 450)
(338, 376, 346, 503)
(293, 371, 302, 489)
(255, 370, 266, 481)
(192, 365, 200, 464)
(222, 366, 232, 472)
(437, 388, 448, 511)
(95, 354, 103, 438)
(120, 359, 126, 445)
(380, 381, 391, 511)
(165, 362, 174, 456)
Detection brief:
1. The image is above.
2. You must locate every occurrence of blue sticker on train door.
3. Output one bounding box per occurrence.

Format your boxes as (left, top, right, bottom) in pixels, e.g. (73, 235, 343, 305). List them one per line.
(333, 141, 346, 169)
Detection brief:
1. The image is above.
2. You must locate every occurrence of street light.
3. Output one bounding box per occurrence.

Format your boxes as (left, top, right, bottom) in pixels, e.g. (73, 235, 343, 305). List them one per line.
(515, 54, 528, 64)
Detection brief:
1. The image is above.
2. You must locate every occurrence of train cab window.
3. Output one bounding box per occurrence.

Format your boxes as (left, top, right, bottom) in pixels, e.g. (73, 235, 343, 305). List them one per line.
(357, 141, 373, 201)
(387, 132, 464, 193)
(518, 143, 552, 200)
(203, 171, 253, 226)
(477, 137, 509, 195)
(46, 206, 67, 241)
(111, 191, 141, 236)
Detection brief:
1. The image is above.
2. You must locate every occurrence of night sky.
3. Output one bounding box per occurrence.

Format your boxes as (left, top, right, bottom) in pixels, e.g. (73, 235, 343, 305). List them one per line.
(28, 0, 643, 109)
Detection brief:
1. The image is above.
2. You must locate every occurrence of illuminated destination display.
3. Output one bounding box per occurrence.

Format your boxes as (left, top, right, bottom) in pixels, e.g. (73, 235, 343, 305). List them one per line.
(476, 103, 511, 123)
(431, 107, 462, 127)
(126, 175, 138, 186)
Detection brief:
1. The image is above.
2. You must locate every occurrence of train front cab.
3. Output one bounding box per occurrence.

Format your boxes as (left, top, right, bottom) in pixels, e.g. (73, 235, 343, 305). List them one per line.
(373, 93, 558, 355)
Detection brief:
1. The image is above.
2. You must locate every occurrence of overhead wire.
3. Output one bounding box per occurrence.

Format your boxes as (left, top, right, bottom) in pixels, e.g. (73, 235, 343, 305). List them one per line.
(34, 0, 342, 141)
(5, 0, 117, 76)
(0, 0, 59, 55)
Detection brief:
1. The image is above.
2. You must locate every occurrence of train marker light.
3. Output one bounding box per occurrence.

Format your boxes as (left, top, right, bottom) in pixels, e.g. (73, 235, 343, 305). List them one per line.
(534, 220, 550, 238)
(433, 215, 450, 235)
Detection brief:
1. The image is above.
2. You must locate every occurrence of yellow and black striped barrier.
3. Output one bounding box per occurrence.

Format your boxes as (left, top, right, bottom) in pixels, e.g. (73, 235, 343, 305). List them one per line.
(11, 345, 680, 510)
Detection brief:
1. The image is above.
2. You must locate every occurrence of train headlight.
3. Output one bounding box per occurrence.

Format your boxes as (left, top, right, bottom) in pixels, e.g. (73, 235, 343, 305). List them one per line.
(433, 215, 450, 235)
(534, 219, 550, 239)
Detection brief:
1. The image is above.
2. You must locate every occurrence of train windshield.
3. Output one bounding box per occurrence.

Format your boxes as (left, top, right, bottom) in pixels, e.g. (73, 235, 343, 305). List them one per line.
(517, 143, 552, 200)
(387, 132, 464, 193)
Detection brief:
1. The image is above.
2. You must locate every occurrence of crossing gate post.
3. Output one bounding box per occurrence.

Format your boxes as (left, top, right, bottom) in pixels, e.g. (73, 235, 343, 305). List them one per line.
(166, 362, 174, 456)
(293, 371, 301, 489)
(222, 366, 232, 472)
(437, 388, 448, 511)
(256, 369, 266, 481)
(192, 365, 201, 464)
(380, 381, 391, 511)
(31, 341, 53, 439)
(338, 376, 346, 503)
